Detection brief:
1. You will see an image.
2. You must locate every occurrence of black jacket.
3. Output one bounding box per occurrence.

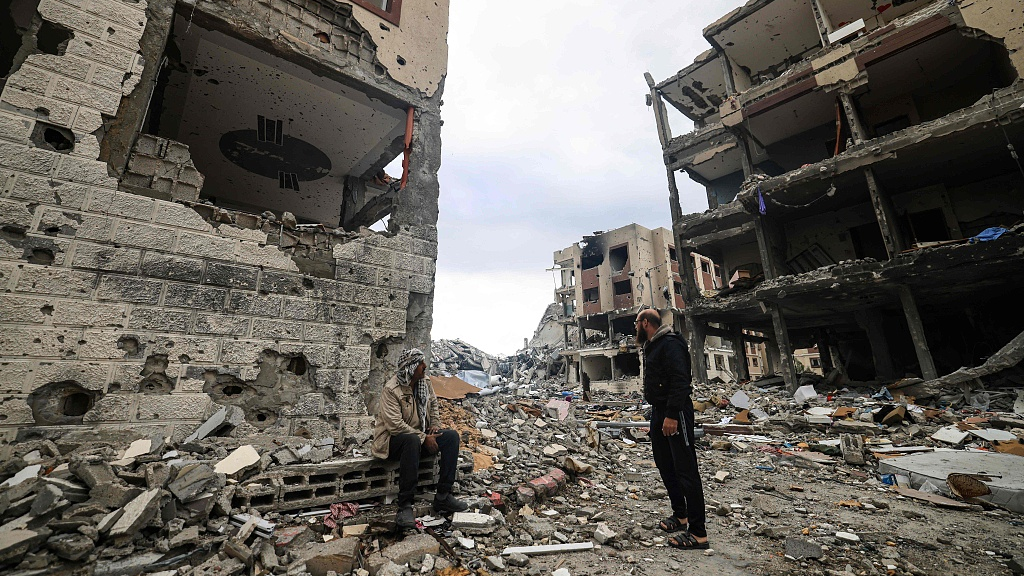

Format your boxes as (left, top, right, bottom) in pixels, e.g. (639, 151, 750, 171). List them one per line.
(642, 330, 692, 414)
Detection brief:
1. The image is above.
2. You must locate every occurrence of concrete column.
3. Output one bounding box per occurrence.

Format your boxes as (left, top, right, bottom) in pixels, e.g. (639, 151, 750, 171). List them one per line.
(687, 316, 709, 387)
(859, 311, 898, 381)
(731, 325, 750, 381)
(816, 330, 835, 373)
(898, 286, 939, 380)
(767, 304, 799, 391)
(754, 216, 780, 280)
(810, 0, 833, 44)
(839, 92, 869, 144)
(863, 168, 907, 258)
(610, 355, 619, 380)
(390, 104, 442, 231)
(675, 245, 700, 304)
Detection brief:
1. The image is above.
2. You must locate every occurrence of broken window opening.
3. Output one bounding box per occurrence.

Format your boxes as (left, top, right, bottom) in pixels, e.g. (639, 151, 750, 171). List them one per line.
(904, 208, 951, 243)
(609, 245, 629, 274)
(351, 0, 402, 26)
(580, 237, 605, 270)
(0, 0, 39, 82)
(613, 280, 631, 296)
(583, 287, 599, 303)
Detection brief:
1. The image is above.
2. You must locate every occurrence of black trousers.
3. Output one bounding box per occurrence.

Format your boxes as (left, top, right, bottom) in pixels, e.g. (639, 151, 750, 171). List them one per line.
(387, 429, 459, 507)
(649, 405, 707, 538)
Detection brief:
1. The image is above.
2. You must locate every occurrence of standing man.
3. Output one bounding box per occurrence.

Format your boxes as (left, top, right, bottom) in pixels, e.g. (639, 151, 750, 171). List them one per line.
(372, 348, 468, 529)
(635, 308, 708, 549)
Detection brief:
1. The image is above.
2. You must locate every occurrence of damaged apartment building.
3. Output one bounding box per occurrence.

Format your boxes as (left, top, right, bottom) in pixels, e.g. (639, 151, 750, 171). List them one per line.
(646, 0, 1024, 391)
(552, 223, 737, 390)
(0, 0, 448, 443)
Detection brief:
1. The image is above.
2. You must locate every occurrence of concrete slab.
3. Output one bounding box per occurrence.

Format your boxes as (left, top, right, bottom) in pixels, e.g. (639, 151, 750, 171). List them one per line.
(214, 445, 260, 477)
(930, 425, 970, 444)
(0, 464, 41, 488)
(878, 451, 1024, 512)
(109, 488, 163, 537)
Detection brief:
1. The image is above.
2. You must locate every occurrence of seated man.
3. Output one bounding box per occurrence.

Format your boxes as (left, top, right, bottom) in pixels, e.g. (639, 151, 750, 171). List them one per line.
(371, 348, 468, 528)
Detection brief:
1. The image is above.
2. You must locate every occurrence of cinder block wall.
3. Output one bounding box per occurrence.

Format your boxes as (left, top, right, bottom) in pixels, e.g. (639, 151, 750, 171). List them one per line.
(0, 0, 438, 443)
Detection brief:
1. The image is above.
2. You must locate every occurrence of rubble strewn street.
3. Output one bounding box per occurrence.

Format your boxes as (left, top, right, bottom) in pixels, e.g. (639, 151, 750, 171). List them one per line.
(4, 361, 1022, 576)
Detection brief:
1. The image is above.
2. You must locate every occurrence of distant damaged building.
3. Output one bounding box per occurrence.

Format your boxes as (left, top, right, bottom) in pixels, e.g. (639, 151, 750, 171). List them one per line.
(553, 223, 734, 389)
(647, 0, 1024, 391)
(0, 0, 448, 441)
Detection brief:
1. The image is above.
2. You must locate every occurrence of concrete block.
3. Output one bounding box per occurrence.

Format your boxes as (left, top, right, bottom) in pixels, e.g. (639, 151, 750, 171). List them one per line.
(226, 291, 282, 317)
(183, 405, 246, 442)
(55, 155, 116, 187)
(451, 512, 496, 535)
(113, 222, 176, 251)
(164, 283, 227, 311)
(234, 241, 298, 271)
(125, 307, 191, 333)
(96, 275, 162, 304)
(153, 202, 211, 231)
(205, 262, 258, 290)
(0, 530, 47, 565)
(280, 298, 330, 322)
(251, 319, 303, 340)
(176, 233, 235, 259)
(593, 523, 616, 544)
(51, 300, 126, 327)
(193, 313, 249, 336)
(135, 394, 214, 421)
(141, 252, 204, 281)
(70, 243, 141, 273)
(82, 394, 134, 422)
(46, 532, 94, 561)
(9, 176, 89, 208)
(0, 199, 35, 231)
(334, 261, 377, 285)
(86, 190, 154, 220)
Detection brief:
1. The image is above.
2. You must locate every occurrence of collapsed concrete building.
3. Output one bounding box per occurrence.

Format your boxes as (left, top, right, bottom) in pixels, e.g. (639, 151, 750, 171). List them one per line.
(646, 0, 1024, 391)
(0, 0, 448, 443)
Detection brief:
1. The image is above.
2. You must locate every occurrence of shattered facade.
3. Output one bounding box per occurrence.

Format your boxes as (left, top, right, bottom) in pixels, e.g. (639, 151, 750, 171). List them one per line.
(647, 0, 1024, 391)
(0, 0, 448, 442)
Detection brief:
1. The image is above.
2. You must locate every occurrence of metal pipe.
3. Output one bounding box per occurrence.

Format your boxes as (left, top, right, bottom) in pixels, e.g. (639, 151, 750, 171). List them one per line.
(400, 106, 414, 189)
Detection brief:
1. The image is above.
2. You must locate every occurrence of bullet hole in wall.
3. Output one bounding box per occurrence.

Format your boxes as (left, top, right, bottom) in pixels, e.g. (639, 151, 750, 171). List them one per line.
(27, 248, 54, 264)
(36, 20, 73, 56)
(30, 124, 75, 153)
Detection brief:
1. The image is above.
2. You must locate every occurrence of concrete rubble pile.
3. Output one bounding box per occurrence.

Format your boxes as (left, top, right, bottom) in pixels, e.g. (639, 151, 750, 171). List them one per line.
(3, 366, 1024, 576)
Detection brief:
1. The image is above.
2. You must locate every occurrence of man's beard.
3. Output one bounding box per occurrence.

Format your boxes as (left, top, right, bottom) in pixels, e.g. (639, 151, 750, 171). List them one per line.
(636, 329, 647, 344)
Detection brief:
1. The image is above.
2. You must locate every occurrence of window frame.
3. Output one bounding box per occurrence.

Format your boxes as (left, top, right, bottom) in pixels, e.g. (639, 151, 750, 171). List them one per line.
(351, 0, 403, 26)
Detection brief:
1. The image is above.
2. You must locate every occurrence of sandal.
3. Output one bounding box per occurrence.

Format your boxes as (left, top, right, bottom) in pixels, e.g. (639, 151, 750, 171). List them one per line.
(658, 516, 687, 533)
(667, 532, 710, 550)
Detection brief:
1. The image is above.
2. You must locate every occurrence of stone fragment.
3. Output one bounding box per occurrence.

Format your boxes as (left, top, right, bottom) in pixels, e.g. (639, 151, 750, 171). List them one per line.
(29, 484, 64, 516)
(840, 433, 865, 465)
(593, 523, 617, 544)
(183, 406, 246, 443)
(69, 461, 119, 488)
(506, 552, 530, 567)
(451, 512, 496, 535)
(522, 516, 555, 538)
(214, 445, 260, 478)
(836, 531, 861, 543)
(552, 569, 571, 576)
(1, 465, 41, 488)
(168, 464, 220, 502)
(0, 530, 46, 564)
(485, 555, 506, 571)
(109, 489, 163, 538)
(714, 470, 730, 483)
(46, 533, 94, 561)
(785, 536, 823, 559)
(542, 444, 568, 457)
(299, 537, 361, 576)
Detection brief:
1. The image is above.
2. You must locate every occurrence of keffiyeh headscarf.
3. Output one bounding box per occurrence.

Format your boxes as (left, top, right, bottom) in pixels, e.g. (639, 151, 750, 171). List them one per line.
(396, 348, 429, 431)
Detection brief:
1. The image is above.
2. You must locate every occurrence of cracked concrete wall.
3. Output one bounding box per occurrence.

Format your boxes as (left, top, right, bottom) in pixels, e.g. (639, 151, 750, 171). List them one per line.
(0, 0, 442, 444)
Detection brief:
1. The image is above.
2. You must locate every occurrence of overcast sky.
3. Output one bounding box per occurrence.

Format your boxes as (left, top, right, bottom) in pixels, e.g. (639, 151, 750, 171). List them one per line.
(429, 1, 745, 356)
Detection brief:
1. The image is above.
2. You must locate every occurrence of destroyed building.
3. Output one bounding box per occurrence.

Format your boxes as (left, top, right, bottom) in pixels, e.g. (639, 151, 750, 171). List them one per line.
(646, 0, 1024, 391)
(0, 0, 448, 442)
(552, 223, 736, 390)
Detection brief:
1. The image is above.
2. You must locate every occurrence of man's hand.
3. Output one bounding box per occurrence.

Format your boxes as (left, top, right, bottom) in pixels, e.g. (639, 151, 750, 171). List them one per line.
(423, 433, 439, 455)
(662, 417, 679, 436)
